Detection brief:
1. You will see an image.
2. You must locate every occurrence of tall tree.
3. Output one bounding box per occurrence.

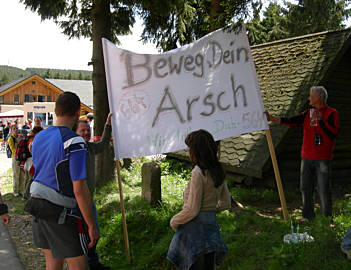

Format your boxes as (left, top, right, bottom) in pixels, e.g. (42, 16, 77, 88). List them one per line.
(247, 0, 351, 45)
(245, 1, 267, 45)
(0, 73, 10, 86)
(285, 0, 351, 37)
(54, 72, 61, 79)
(260, 2, 288, 43)
(20, 0, 135, 185)
(44, 68, 51, 78)
(139, 0, 261, 51)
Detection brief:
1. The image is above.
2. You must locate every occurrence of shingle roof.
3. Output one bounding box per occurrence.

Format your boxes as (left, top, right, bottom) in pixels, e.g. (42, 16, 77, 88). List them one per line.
(0, 74, 33, 94)
(170, 28, 351, 178)
(47, 79, 93, 108)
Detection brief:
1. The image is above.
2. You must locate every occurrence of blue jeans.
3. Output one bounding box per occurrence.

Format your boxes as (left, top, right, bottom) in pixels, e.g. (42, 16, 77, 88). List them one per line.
(167, 211, 227, 270)
(341, 228, 351, 251)
(300, 158, 332, 219)
(88, 202, 101, 266)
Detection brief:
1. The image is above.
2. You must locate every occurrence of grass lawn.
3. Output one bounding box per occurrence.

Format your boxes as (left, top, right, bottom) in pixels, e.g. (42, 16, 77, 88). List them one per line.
(93, 157, 351, 270)
(1, 157, 351, 269)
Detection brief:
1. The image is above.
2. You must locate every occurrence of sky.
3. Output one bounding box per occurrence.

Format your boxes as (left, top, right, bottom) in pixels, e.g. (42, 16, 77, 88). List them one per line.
(0, 0, 158, 71)
(0, 0, 350, 71)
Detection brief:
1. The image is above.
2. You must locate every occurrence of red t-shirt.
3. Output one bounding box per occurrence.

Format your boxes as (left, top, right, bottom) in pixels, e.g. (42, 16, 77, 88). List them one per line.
(280, 105, 339, 160)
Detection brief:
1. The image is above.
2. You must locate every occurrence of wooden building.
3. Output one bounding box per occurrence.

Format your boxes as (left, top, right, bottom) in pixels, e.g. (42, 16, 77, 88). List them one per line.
(0, 74, 92, 124)
(170, 28, 351, 186)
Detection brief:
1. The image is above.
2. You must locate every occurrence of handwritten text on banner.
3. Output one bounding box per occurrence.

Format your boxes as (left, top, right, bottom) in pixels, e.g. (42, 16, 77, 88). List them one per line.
(102, 26, 268, 159)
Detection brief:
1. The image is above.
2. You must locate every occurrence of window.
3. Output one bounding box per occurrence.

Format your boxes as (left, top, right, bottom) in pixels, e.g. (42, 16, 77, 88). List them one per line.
(48, 112, 54, 126)
(14, 95, 19, 104)
(38, 95, 45, 102)
(47, 96, 52, 102)
(27, 112, 33, 121)
(0, 96, 3, 104)
(24, 94, 34, 102)
(32, 81, 36, 85)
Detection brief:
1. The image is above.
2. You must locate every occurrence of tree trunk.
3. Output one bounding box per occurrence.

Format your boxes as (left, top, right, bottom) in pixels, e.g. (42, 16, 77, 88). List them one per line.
(91, 0, 115, 186)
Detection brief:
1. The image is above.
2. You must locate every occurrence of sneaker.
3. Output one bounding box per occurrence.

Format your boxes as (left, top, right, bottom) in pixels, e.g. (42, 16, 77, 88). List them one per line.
(341, 247, 351, 260)
(89, 263, 110, 270)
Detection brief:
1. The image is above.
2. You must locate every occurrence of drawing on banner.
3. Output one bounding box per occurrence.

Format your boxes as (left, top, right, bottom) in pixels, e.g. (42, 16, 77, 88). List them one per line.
(119, 90, 151, 121)
(102, 25, 268, 159)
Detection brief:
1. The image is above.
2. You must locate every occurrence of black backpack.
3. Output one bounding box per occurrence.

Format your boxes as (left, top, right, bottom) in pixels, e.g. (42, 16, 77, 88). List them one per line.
(6, 142, 12, 158)
(15, 137, 32, 162)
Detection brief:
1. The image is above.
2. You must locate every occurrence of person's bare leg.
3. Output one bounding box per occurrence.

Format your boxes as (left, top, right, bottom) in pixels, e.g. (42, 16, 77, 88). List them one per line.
(66, 254, 89, 270)
(43, 249, 64, 270)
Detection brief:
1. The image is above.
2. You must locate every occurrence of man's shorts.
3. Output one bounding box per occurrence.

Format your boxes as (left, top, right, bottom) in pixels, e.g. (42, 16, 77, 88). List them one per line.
(32, 215, 89, 258)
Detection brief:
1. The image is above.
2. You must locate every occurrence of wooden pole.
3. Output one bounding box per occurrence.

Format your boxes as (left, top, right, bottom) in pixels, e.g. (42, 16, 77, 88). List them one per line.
(115, 161, 131, 263)
(265, 129, 289, 221)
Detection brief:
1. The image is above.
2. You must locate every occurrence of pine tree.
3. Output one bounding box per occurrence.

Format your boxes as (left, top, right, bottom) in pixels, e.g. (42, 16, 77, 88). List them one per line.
(44, 69, 51, 78)
(0, 73, 10, 86)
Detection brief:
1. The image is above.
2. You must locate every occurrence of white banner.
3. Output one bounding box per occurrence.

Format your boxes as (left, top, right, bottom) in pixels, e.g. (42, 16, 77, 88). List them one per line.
(102, 26, 268, 159)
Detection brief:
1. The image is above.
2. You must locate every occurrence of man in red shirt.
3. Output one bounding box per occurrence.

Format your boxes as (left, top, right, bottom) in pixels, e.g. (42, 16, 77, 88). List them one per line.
(265, 86, 339, 220)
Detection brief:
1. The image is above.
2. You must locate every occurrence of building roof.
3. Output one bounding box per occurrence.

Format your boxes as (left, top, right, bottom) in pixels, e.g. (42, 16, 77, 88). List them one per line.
(47, 79, 93, 108)
(170, 28, 351, 178)
(0, 74, 33, 94)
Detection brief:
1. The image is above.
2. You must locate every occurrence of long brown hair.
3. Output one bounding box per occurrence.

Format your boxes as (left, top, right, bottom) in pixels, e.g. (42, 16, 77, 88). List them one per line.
(185, 129, 225, 187)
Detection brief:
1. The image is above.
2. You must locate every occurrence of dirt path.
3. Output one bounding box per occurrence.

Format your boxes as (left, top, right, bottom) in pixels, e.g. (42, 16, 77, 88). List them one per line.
(0, 169, 46, 270)
(7, 212, 46, 270)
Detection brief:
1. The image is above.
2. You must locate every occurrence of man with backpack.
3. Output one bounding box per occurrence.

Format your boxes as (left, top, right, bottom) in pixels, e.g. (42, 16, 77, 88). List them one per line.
(27, 91, 98, 270)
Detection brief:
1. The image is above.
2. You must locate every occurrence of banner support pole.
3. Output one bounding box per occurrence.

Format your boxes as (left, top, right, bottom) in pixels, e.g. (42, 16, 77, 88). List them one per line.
(265, 129, 289, 221)
(115, 160, 131, 263)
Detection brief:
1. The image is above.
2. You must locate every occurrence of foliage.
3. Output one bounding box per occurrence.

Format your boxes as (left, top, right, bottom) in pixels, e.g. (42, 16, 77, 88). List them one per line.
(139, 0, 261, 51)
(285, 0, 351, 38)
(0, 65, 92, 86)
(246, 0, 351, 45)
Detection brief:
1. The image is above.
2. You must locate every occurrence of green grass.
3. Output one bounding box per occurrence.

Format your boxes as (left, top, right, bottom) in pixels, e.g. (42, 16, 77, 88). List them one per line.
(2, 158, 351, 269)
(0, 169, 27, 214)
(93, 158, 351, 269)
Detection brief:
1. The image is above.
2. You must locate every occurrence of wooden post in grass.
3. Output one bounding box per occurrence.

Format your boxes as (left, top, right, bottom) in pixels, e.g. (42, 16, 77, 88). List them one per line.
(265, 129, 289, 221)
(116, 161, 131, 263)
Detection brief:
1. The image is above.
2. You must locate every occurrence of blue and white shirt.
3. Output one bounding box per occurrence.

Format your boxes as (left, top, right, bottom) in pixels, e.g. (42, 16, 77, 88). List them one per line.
(32, 126, 87, 198)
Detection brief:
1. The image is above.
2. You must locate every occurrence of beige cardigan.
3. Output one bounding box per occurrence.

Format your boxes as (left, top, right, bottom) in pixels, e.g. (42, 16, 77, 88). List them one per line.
(170, 165, 231, 231)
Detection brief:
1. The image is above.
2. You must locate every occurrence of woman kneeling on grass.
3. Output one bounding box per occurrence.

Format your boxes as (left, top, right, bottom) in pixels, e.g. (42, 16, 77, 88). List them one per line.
(167, 129, 231, 270)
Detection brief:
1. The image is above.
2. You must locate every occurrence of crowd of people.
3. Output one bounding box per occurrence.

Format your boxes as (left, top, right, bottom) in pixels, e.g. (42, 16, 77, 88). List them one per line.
(1, 85, 351, 269)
